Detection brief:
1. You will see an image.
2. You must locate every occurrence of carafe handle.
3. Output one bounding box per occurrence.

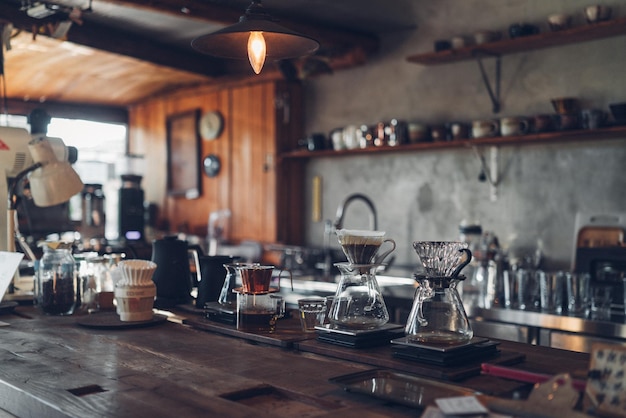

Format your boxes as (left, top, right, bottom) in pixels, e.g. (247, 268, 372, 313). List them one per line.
(451, 248, 472, 278)
(374, 238, 396, 264)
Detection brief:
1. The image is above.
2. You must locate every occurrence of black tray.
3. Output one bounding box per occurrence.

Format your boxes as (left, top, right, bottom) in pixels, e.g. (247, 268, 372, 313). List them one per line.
(76, 312, 168, 329)
(329, 368, 479, 409)
(316, 323, 405, 348)
(391, 338, 501, 366)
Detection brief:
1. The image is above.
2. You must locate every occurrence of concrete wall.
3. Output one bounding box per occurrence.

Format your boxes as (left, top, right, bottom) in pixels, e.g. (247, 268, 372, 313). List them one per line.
(301, 0, 626, 270)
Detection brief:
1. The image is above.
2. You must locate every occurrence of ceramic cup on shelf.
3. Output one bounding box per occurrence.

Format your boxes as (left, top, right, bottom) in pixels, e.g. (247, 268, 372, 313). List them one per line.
(446, 121, 470, 140)
(430, 125, 449, 142)
(450, 35, 468, 49)
(531, 114, 557, 133)
(548, 14, 572, 31)
(581, 108, 608, 130)
(407, 122, 430, 143)
(474, 30, 502, 45)
(472, 119, 499, 138)
(500, 117, 529, 136)
(584, 5, 612, 24)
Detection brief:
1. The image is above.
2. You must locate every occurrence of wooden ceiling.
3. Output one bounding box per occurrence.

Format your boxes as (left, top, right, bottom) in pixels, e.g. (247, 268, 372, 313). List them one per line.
(0, 0, 412, 116)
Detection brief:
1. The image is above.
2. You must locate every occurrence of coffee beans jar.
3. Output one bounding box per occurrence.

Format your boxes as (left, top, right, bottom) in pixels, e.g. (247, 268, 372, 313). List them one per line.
(35, 242, 76, 315)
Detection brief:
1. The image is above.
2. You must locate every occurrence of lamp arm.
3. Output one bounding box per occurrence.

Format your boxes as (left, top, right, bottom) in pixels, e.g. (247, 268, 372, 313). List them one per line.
(8, 162, 42, 211)
(6, 162, 43, 258)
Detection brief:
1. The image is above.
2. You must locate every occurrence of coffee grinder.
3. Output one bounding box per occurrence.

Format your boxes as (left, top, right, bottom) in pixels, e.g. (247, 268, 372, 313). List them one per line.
(118, 174, 144, 242)
(118, 155, 145, 242)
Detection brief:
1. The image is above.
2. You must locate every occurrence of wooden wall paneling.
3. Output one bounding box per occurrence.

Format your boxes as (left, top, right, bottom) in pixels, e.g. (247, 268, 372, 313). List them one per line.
(128, 80, 305, 247)
(229, 82, 277, 244)
(274, 81, 305, 245)
(262, 83, 278, 244)
(230, 84, 257, 242)
(128, 100, 168, 226)
(163, 93, 226, 235)
(199, 89, 231, 238)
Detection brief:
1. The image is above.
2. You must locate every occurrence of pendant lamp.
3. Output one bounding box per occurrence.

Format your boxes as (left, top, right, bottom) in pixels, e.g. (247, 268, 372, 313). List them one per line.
(191, 0, 319, 74)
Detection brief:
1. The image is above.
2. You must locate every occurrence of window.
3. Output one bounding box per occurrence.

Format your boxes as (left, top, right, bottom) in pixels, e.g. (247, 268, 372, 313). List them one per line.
(5, 115, 128, 241)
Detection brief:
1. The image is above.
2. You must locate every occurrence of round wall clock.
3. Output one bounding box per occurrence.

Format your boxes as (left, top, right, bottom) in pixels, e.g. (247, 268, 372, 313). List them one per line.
(199, 110, 224, 140)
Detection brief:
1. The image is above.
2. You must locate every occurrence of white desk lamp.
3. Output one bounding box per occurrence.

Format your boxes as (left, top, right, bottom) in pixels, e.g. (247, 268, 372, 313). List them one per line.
(0, 127, 83, 290)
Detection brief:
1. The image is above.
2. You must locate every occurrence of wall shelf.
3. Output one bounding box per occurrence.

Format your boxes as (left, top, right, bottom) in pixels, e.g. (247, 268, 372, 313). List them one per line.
(406, 16, 626, 66)
(280, 125, 626, 160)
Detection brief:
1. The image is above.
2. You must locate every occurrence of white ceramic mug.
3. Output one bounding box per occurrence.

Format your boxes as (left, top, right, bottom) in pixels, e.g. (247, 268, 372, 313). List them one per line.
(472, 120, 499, 138)
(500, 117, 529, 136)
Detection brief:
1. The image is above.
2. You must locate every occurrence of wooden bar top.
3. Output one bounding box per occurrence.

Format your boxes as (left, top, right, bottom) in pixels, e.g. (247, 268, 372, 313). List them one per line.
(0, 306, 591, 417)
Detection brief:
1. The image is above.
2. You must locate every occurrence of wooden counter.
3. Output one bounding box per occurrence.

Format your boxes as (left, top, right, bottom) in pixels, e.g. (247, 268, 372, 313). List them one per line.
(0, 306, 590, 417)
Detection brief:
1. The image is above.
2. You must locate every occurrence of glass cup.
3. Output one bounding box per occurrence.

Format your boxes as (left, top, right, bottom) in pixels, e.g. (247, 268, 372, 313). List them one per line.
(515, 268, 539, 310)
(565, 272, 591, 316)
(538, 271, 565, 314)
(590, 284, 612, 320)
(297, 298, 326, 332)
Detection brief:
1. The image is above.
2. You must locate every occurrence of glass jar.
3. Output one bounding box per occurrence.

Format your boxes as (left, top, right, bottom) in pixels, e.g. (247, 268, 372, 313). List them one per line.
(36, 242, 76, 315)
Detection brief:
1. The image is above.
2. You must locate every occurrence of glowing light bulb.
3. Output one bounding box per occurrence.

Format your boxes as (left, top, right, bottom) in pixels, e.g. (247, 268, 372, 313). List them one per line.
(247, 31, 266, 74)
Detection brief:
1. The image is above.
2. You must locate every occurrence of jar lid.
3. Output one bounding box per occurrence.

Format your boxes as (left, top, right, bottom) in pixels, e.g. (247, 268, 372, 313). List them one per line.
(38, 241, 73, 250)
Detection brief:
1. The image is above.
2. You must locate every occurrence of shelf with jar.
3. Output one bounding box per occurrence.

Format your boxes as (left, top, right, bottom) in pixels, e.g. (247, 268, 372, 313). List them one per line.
(280, 124, 626, 160)
(406, 15, 626, 66)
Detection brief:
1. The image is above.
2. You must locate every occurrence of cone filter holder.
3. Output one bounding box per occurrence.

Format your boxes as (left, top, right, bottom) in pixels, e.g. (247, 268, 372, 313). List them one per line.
(412, 241, 470, 277)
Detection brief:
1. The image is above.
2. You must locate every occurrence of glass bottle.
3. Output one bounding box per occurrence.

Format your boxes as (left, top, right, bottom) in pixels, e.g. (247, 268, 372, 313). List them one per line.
(36, 242, 76, 315)
(328, 263, 389, 330)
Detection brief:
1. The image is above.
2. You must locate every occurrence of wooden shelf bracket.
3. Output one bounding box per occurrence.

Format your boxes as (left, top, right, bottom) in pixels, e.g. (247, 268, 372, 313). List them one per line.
(473, 50, 501, 114)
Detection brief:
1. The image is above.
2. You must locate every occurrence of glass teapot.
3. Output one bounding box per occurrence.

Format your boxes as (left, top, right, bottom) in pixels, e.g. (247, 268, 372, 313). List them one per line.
(405, 242, 473, 344)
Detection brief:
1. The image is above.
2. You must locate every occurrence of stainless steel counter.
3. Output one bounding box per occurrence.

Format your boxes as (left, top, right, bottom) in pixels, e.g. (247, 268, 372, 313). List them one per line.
(470, 307, 626, 339)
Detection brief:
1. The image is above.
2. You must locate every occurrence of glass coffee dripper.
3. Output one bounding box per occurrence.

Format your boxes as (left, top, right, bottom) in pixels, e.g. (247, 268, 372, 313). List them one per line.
(405, 241, 473, 345)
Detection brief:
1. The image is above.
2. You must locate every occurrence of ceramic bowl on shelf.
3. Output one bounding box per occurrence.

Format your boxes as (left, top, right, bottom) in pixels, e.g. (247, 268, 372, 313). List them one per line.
(551, 97, 580, 114)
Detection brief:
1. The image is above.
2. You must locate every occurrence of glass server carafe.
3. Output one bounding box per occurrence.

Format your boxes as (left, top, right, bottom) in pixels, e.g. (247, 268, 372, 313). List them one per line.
(405, 242, 473, 344)
(35, 242, 76, 315)
(328, 263, 389, 330)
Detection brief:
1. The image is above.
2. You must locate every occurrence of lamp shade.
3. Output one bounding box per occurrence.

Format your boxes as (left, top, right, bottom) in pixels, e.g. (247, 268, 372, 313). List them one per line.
(28, 137, 83, 207)
(192, 18, 319, 60)
(191, 0, 319, 72)
(29, 161, 83, 207)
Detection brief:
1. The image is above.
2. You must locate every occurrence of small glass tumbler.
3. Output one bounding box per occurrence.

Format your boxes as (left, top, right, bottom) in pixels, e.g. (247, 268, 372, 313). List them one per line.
(539, 271, 564, 314)
(297, 298, 326, 332)
(591, 284, 612, 320)
(565, 272, 591, 316)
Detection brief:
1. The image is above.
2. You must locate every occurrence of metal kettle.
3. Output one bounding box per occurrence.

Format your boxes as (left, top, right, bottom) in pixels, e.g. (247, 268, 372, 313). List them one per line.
(151, 236, 202, 308)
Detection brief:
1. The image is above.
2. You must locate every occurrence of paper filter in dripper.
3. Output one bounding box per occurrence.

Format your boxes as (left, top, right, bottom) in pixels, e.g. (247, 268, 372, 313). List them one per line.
(336, 229, 395, 265)
(117, 259, 158, 286)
